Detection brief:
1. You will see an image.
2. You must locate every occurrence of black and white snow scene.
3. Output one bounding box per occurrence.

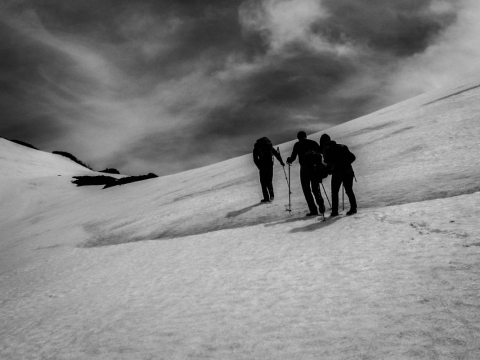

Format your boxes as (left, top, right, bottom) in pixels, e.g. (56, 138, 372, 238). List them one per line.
(1, 1, 480, 359)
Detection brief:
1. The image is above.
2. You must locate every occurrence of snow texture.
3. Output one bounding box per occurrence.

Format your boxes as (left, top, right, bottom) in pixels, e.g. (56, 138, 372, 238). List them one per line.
(1, 76, 480, 359)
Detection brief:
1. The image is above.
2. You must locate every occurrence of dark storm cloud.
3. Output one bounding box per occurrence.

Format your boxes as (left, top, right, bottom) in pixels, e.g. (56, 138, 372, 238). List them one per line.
(128, 51, 379, 175)
(316, 0, 458, 56)
(0, 0, 471, 175)
(0, 20, 72, 144)
(196, 53, 358, 139)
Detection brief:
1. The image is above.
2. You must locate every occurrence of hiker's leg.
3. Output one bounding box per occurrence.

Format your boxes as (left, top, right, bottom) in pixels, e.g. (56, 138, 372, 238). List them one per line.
(265, 167, 274, 199)
(331, 173, 342, 214)
(343, 173, 357, 210)
(259, 169, 270, 200)
(311, 177, 324, 212)
(300, 167, 317, 213)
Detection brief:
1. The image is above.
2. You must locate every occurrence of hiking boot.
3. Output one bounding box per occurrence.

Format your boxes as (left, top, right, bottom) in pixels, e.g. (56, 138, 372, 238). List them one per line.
(329, 212, 339, 218)
(346, 208, 357, 216)
(318, 203, 326, 215)
(305, 212, 318, 217)
(260, 199, 270, 203)
(270, 196, 274, 201)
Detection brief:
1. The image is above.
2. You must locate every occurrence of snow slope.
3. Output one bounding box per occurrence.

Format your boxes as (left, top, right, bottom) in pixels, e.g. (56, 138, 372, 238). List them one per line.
(1, 77, 480, 359)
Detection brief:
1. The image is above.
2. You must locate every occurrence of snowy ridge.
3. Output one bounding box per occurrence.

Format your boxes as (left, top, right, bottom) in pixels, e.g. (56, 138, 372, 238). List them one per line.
(0, 138, 93, 178)
(1, 78, 480, 359)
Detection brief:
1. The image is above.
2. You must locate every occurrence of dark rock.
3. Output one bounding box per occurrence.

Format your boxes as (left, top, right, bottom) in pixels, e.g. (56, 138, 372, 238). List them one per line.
(72, 176, 117, 187)
(103, 173, 158, 189)
(53, 151, 93, 170)
(9, 139, 39, 150)
(99, 168, 120, 174)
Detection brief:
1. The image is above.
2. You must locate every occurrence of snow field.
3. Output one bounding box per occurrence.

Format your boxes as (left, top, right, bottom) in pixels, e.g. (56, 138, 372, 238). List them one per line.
(1, 192, 480, 359)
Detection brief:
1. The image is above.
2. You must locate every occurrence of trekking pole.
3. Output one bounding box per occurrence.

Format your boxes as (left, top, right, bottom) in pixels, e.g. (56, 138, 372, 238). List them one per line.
(287, 163, 292, 212)
(282, 166, 289, 187)
(278, 147, 290, 188)
(278, 147, 292, 212)
(321, 183, 331, 208)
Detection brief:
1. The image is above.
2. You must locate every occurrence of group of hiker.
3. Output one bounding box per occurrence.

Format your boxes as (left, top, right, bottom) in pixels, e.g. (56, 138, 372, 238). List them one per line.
(252, 132, 357, 218)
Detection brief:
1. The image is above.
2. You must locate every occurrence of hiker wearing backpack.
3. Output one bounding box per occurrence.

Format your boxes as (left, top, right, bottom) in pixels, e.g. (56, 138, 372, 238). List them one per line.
(286, 131, 326, 216)
(253, 137, 285, 203)
(320, 133, 357, 217)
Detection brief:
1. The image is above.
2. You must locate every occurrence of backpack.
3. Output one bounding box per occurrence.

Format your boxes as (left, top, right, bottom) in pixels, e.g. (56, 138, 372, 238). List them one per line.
(325, 142, 356, 165)
(315, 160, 329, 180)
(305, 150, 329, 180)
(340, 145, 356, 164)
(302, 149, 322, 167)
(255, 137, 273, 162)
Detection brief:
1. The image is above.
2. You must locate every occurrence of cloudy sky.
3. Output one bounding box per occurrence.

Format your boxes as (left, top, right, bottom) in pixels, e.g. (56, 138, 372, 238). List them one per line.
(1, 0, 479, 176)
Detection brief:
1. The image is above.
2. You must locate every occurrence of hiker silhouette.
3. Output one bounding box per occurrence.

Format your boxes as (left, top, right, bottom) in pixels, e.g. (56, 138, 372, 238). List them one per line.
(320, 133, 357, 217)
(253, 137, 285, 203)
(286, 131, 325, 216)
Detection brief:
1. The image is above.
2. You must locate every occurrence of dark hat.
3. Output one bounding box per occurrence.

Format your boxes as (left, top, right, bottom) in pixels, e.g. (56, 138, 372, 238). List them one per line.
(297, 131, 307, 140)
(256, 136, 270, 143)
(320, 133, 331, 149)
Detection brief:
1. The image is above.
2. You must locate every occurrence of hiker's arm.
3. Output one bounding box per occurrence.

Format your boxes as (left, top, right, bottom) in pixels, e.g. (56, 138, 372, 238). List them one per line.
(323, 146, 334, 173)
(272, 147, 285, 166)
(253, 149, 261, 169)
(323, 144, 333, 165)
(286, 143, 298, 164)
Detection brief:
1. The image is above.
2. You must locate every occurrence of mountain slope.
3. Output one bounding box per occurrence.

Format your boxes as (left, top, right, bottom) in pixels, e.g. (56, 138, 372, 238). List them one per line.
(1, 78, 480, 360)
(12, 75, 480, 248)
(1, 76, 479, 251)
(0, 138, 91, 178)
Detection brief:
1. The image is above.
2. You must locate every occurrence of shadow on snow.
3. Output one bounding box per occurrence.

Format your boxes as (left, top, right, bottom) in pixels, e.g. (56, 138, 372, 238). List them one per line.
(226, 203, 265, 218)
